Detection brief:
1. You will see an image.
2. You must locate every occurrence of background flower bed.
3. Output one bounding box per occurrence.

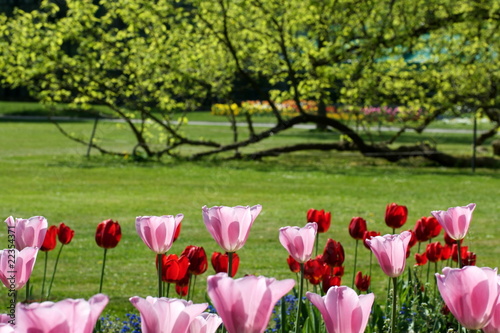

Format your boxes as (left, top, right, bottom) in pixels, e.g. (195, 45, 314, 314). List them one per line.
(0, 119, 498, 322)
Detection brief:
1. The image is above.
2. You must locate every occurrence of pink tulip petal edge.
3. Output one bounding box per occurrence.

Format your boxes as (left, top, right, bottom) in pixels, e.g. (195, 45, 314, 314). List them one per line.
(431, 203, 476, 241)
(436, 266, 499, 330)
(130, 296, 208, 333)
(4, 216, 47, 250)
(202, 205, 262, 252)
(307, 286, 374, 333)
(365, 230, 411, 278)
(279, 222, 318, 263)
(207, 273, 295, 333)
(14, 294, 108, 333)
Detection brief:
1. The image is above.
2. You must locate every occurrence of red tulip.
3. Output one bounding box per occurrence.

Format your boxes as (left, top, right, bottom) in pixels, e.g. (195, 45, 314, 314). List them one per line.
(211, 252, 239, 276)
(407, 229, 418, 248)
(286, 255, 300, 273)
(181, 245, 208, 275)
(425, 242, 442, 263)
(41, 226, 58, 252)
(415, 252, 428, 266)
(322, 275, 341, 293)
(414, 216, 442, 242)
(362, 231, 381, 250)
(322, 239, 345, 267)
(175, 284, 189, 297)
(173, 223, 181, 242)
(348, 217, 367, 240)
(157, 254, 190, 284)
(58, 223, 75, 245)
(304, 256, 327, 285)
(463, 251, 477, 266)
(95, 219, 121, 249)
(441, 245, 452, 261)
(354, 271, 371, 292)
(307, 209, 331, 233)
(332, 266, 344, 277)
(385, 203, 408, 229)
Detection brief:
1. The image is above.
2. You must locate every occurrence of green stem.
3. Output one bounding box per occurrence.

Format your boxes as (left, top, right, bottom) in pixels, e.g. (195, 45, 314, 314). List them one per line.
(228, 252, 234, 278)
(295, 263, 304, 333)
(166, 282, 170, 298)
(47, 244, 64, 300)
(426, 259, 431, 284)
(315, 233, 319, 257)
(99, 248, 107, 294)
(457, 241, 463, 268)
(391, 277, 398, 333)
(281, 295, 287, 333)
(352, 239, 358, 288)
(41, 251, 48, 301)
(25, 279, 30, 303)
(157, 254, 163, 298)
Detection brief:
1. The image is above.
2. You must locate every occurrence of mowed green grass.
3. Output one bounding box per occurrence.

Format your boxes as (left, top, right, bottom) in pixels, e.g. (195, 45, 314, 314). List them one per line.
(0, 118, 498, 319)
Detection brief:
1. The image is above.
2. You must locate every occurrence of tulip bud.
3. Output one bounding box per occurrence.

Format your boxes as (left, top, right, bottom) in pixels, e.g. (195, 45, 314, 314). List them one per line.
(385, 203, 408, 229)
(41, 226, 58, 252)
(95, 219, 121, 249)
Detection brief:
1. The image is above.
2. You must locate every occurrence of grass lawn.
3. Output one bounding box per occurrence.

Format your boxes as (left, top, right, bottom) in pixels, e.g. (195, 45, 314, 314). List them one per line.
(0, 104, 499, 321)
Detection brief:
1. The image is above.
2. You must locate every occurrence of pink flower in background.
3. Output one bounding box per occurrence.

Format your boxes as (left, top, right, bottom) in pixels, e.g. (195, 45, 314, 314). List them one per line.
(365, 231, 411, 278)
(306, 286, 374, 333)
(431, 203, 476, 240)
(15, 294, 108, 333)
(279, 222, 317, 263)
(129, 296, 207, 333)
(436, 266, 499, 330)
(4, 216, 47, 250)
(207, 273, 295, 333)
(202, 205, 262, 252)
(0, 247, 38, 290)
(189, 313, 223, 333)
(136, 215, 183, 254)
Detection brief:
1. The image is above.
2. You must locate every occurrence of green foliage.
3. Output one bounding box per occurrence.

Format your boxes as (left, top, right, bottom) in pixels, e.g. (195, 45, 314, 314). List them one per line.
(0, 0, 499, 161)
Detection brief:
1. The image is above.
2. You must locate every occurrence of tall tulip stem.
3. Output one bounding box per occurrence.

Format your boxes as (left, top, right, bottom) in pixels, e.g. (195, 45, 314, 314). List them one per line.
(157, 254, 163, 298)
(352, 239, 359, 288)
(295, 263, 305, 333)
(315, 233, 319, 256)
(228, 252, 234, 278)
(41, 251, 48, 300)
(457, 241, 463, 268)
(99, 248, 108, 294)
(391, 277, 398, 333)
(47, 244, 64, 300)
(25, 278, 30, 303)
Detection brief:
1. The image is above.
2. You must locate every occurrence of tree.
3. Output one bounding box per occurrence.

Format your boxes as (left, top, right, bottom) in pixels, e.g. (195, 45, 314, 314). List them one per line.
(1, 0, 499, 166)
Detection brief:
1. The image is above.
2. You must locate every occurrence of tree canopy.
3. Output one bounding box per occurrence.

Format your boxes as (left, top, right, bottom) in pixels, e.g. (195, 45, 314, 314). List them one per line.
(1, 0, 499, 166)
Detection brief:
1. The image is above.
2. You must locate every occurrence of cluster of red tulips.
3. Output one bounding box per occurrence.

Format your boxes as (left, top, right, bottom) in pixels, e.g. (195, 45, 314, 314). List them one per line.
(1, 202, 499, 333)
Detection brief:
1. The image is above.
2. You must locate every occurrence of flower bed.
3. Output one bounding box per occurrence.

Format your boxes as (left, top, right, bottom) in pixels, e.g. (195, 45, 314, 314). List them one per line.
(1, 203, 497, 332)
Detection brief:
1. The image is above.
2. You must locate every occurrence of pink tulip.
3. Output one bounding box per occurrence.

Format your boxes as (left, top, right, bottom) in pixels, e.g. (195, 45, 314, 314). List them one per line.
(0, 247, 38, 290)
(365, 231, 411, 278)
(431, 203, 476, 240)
(15, 294, 108, 332)
(306, 286, 374, 333)
(0, 325, 14, 333)
(4, 216, 47, 250)
(135, 215, 183, 254)
(130, 296, 207, 333)
(189, 313, 223, 333)
(484, 276, 500, 333)
(279, 222, 317, 263)
(207, 273, 295, 333)
(202, 205, 262, 252)
(436, 266, 499, 330)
